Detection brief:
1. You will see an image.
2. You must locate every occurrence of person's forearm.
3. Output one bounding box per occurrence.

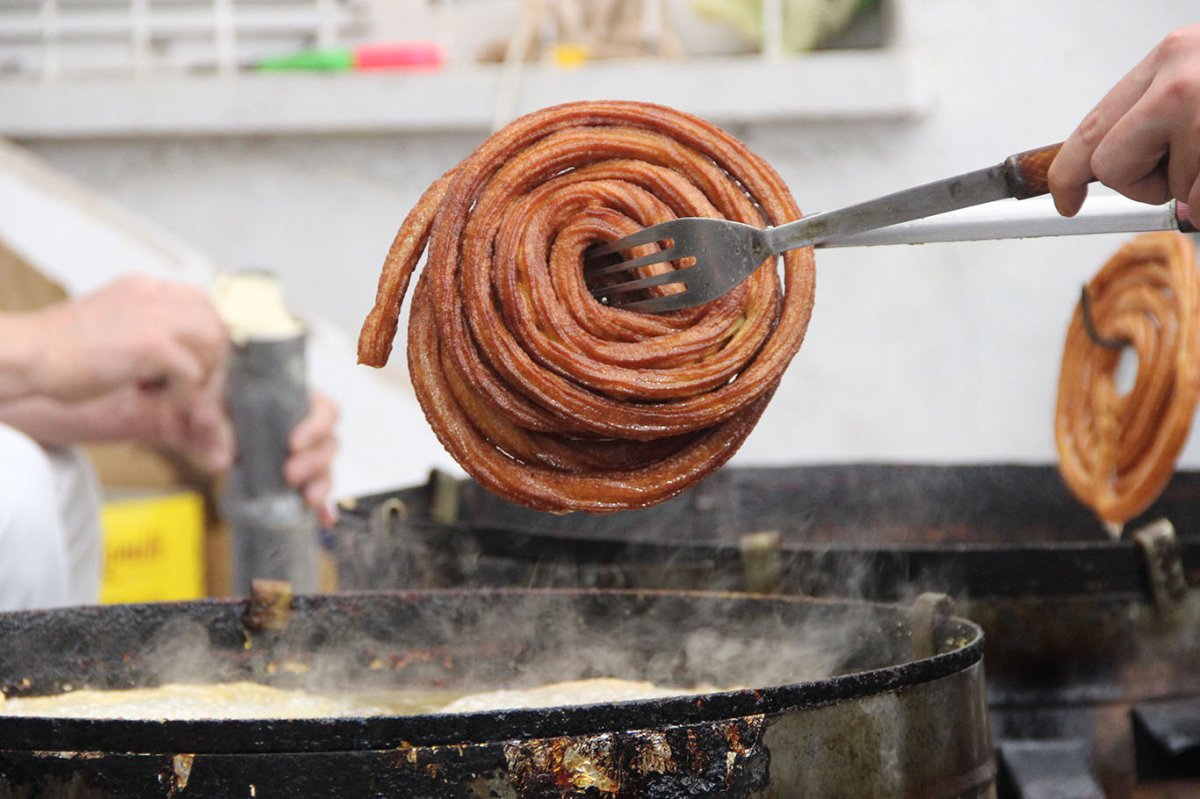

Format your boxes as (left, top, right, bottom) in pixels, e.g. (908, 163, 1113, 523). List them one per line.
(0, 314, 50, 402)
(0, 383, 233, 474)
(0, 395, 135, 447)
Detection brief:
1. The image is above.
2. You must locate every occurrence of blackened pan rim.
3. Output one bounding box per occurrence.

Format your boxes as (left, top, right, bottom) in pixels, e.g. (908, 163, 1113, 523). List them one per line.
(0, 588, 983, 754)
(423, 521, 1175, 555)
(366, 461, 1200, 553)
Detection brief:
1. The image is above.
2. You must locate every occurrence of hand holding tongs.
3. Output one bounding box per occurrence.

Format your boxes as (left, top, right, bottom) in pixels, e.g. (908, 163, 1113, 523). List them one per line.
(585, 143, 1196, 314)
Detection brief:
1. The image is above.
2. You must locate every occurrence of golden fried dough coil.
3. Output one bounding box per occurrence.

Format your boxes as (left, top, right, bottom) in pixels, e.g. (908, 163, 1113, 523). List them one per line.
(1055, 231, 1200, 524)
(358, 101, 815, 513)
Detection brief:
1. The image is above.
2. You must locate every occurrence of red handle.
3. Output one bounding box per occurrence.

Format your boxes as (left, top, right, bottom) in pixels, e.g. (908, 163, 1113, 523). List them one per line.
(1002, 142, 1065, 200)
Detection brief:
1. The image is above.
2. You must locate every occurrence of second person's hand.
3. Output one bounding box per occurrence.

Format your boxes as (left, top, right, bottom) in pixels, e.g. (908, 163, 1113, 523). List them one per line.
(284, 390, 340, 527)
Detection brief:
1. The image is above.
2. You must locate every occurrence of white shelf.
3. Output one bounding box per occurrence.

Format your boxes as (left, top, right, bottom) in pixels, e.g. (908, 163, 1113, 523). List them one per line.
(0, 47, 933, 139)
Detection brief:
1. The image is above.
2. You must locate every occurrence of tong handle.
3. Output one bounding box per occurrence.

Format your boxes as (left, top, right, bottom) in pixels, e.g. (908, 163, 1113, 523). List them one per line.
(822, 196, 1193, 248)
(1179, 202, 1195, 232)
(1003, 142, 1065, 200)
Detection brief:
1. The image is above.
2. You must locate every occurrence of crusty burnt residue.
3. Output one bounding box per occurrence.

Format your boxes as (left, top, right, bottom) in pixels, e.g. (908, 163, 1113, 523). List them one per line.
(504, 715, 767, 798)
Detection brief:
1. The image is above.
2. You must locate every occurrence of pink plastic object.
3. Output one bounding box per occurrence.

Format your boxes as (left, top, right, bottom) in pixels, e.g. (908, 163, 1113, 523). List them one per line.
(354, 42, 444, 71)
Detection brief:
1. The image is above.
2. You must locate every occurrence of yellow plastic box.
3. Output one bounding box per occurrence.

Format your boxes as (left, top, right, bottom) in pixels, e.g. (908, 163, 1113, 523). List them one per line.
(100, 490, 206, 604)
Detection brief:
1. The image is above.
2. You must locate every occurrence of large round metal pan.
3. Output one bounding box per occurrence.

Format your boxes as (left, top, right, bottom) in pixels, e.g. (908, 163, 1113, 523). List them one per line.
(0, 589, 991, 798)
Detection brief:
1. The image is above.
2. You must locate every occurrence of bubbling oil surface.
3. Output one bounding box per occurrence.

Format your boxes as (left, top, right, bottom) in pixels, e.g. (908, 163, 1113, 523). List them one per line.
(0, 678, 700, 720)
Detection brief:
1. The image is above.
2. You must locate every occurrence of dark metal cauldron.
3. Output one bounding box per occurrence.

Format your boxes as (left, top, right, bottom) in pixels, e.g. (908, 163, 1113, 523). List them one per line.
(333, 464, 1200, 798)
(0, 589, 992, 798)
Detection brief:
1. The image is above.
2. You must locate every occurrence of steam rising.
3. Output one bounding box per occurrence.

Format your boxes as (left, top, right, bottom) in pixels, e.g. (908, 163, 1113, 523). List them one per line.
(249, 591, 870, 699)
(1, 591, 930, 718)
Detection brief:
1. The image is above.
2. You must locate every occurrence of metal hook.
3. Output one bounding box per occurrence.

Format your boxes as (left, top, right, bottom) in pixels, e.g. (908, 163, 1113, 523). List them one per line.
(1079, 286, 1129, 350)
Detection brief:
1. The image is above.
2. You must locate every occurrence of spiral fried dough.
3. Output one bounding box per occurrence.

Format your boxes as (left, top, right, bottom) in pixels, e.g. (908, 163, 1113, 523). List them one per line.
(1055, 232, 1200, 524)
(359, 101, 815, 513)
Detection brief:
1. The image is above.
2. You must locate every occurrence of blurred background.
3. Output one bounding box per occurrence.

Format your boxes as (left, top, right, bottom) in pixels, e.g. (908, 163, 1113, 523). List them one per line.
(0, 0, 1197, 597)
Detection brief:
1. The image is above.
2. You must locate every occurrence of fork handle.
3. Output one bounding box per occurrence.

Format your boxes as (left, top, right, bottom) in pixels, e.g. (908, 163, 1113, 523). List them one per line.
(1003, 142, 1064, 200)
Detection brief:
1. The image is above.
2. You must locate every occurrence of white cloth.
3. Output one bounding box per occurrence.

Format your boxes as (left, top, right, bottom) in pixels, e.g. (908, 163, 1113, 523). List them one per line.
(45, 443, 103, 605)
(0, 423, 102, 610)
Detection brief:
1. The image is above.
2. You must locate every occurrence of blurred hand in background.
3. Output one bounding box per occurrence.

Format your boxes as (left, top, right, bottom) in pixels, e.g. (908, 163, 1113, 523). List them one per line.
(286, 390, 340, 527)
(0, 273, 340, 522)
(16, 273, 229, 405)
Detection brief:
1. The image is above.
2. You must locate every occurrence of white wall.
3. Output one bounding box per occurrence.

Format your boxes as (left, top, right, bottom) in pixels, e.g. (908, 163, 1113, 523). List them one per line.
(10, 0, 1200, 496)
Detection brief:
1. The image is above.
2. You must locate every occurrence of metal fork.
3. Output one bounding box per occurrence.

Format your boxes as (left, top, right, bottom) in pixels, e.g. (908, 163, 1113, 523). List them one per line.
(586, 143, 1079, 314)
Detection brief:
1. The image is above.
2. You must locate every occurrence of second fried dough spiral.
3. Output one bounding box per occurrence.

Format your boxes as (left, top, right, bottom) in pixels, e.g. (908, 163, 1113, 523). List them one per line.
(1056, 232, 1200, 524)
(358, 101, 816, 513)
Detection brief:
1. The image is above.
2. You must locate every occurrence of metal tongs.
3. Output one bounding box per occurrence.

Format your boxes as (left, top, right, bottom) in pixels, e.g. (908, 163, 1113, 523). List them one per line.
(586, 142, 1196, 314)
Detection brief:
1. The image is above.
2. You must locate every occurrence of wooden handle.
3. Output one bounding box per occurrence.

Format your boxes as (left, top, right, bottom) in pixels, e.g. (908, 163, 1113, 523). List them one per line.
(1003, 142, 1064, 200)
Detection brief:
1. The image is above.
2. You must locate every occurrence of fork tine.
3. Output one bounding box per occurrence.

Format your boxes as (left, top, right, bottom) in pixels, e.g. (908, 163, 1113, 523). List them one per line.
(590, 266, 691, 298)
(586, 246, 681, 279)
(587, 220, 679, 258)
(610, 290, 702, 314)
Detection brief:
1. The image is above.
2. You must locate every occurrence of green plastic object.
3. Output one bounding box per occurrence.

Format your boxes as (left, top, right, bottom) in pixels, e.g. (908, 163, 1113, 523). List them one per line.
(257, 47, 355, 72)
